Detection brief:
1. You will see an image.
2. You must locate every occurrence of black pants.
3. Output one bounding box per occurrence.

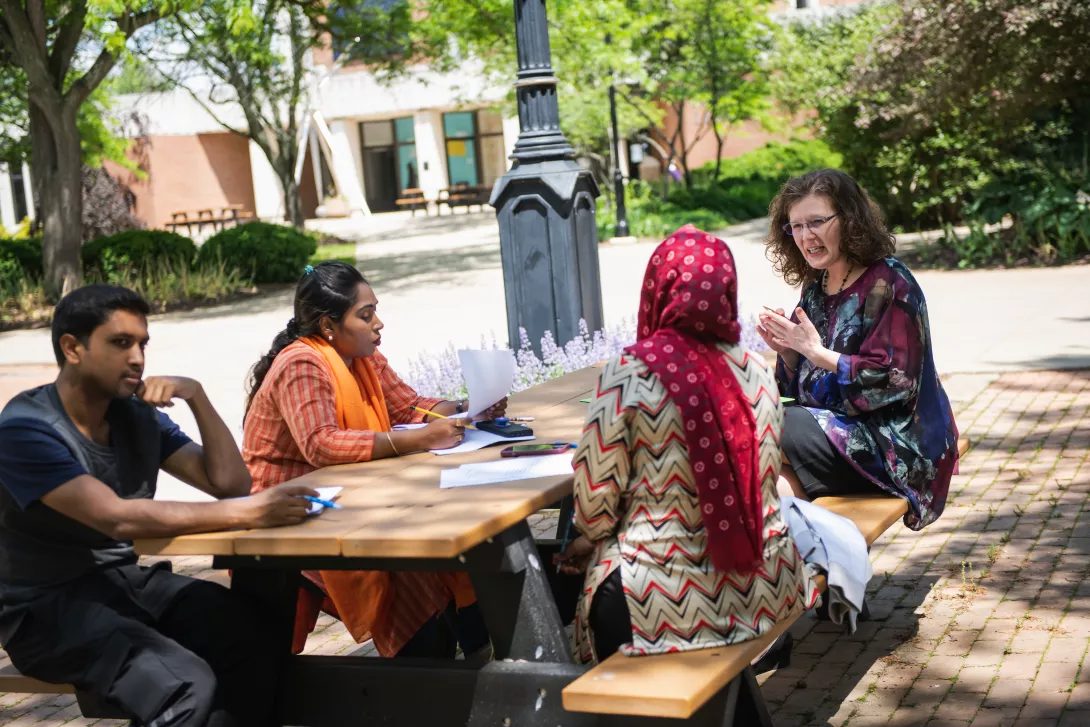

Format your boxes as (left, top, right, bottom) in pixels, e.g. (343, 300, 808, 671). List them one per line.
(588, 569, 633, 661)
(3, 567, 280, 727)
(396, 601, 490, 658)
(781, 406, 883, 498)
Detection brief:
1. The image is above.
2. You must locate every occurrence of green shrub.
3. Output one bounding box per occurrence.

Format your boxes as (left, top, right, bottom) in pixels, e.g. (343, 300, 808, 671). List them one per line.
(199, 222, 317, 284)
(917, 173, 1090, 269)
(83, 230, 197, 276)
(598, 182, 735, 240)
(772, 1, 1089, 231)
(0, 237, 44, 279)
(697, 139, 843, 185)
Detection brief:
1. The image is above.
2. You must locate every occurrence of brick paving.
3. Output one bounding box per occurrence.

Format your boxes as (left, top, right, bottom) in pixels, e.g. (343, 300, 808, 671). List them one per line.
(759, 369, 1090, 726)
(0, 369, 1087, 725)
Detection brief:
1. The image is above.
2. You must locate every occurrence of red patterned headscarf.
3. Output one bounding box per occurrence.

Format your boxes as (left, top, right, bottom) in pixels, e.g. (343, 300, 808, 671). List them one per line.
(624, 225, 763, 574)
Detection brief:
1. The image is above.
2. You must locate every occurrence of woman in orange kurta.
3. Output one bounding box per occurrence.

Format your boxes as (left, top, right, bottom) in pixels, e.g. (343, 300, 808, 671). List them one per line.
(242, 261, 504, 657)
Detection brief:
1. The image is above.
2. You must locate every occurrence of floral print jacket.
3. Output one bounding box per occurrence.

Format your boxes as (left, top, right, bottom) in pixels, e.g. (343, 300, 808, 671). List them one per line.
(776, 257, 959, 529)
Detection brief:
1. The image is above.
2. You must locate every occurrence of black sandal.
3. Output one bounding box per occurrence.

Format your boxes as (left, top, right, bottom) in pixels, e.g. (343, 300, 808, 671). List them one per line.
(753, 631, 793, 674)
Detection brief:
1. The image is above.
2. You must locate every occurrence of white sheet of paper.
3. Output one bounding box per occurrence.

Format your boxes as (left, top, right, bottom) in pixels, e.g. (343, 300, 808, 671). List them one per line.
(306, 486, 344, 515)
(458, 349, 516, 417)
(392, 423, 533, 455)
(439, 453, 574, 489)
(431, 428, 534, 456)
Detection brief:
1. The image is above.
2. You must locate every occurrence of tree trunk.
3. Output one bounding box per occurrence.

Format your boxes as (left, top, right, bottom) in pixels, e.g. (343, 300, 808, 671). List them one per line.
(712, 121, 724, 181)
(30, 104, 83, 296)
(675, 103, 693, 189)
(278, 166, 305, 230)
(286, 176, 304, 230)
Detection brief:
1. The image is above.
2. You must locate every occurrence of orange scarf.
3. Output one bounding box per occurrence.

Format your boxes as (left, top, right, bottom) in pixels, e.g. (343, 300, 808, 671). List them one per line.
(300, 336, 392, 433)
(293, 337, 474, 656)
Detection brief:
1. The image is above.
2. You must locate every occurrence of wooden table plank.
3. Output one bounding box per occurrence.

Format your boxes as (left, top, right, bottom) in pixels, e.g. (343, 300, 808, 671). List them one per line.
(311, 391, 592, 558)
(133, 365, 606, 558)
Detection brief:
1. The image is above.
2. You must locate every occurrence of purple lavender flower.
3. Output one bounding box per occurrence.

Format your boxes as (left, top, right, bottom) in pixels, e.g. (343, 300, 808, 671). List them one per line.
(404, 313, 764, 398)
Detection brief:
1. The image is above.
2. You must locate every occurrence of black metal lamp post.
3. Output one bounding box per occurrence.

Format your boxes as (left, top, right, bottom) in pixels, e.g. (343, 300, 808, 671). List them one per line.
(604, 31, 630, 240)
(609, 84, 631, 238)
(489, 0, 604, 355)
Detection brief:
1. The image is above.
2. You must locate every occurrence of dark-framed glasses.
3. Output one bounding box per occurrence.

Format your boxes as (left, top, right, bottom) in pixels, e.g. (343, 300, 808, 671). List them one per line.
(783, 214, 837, 237)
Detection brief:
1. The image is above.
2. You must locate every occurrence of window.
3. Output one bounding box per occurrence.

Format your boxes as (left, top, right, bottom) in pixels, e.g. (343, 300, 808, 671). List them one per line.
(442, 110, 506, 188)
(360, 117, 418, 194)
(443, 112, 478, 187)
(394, 117, 419, 191)
(478, 112, 507, 188)
(10, 166, 28, 223)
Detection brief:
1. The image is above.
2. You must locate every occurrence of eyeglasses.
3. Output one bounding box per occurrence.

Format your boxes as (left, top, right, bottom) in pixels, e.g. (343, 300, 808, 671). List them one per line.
(782, 214, 837, 237)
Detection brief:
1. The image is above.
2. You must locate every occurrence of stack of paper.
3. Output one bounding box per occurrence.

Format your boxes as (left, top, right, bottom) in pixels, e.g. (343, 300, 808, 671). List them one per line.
(439, 454, 574, 489)
(458, 349, 516, 416)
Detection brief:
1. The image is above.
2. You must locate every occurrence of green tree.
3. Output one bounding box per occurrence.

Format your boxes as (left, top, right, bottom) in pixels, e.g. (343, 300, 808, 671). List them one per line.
(407, 0, 659, 185)
(691, 0, 775, 181)
(410, 0, 774, 193)
(0, 0, 179, 293)
(140, 0, 410, 229)
(773, 0, 1089, 228)
(642, 0, 775, 186)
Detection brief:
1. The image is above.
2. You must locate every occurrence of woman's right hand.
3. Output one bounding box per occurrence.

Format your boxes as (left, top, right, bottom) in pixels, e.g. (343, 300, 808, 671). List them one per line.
(415, 418, 468, 451)
(553, 535, 595, 575)
(757, 309, 791, 355)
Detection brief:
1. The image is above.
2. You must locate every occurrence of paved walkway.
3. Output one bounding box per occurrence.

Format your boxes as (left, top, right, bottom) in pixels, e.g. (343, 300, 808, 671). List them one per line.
(0, 213, 1088, 725)
(0, 368, 1085, 726)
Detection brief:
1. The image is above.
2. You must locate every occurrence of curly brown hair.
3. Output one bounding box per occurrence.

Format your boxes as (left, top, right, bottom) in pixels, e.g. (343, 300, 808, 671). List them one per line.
(764, 169, 896, 288)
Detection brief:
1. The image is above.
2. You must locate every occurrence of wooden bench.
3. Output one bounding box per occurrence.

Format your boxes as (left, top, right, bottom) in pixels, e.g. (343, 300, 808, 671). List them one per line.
(394, 188, 429, 216)
(561, 436, 972, 724)
(437, 184, 490, 214)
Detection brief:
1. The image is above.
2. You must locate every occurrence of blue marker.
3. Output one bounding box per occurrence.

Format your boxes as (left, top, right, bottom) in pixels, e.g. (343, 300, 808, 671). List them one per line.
(303, 495, 342, 510)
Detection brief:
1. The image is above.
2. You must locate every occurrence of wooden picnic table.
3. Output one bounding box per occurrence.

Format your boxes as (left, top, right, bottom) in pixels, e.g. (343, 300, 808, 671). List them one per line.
(165, 205, 253, 235)
(134, 365, 602, 727)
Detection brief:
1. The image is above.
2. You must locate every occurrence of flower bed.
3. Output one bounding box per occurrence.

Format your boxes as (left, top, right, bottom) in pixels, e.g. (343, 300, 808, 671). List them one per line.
(405, 314, 770, 400)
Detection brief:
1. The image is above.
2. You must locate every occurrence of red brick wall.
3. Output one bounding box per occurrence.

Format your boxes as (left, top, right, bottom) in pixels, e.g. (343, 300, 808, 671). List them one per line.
(656, 101, 814, 173)
(106, 133, 257, 229)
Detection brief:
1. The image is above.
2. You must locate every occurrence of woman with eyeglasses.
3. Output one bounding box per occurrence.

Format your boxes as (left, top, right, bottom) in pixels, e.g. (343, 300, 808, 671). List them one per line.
(757, 169, 959, 532)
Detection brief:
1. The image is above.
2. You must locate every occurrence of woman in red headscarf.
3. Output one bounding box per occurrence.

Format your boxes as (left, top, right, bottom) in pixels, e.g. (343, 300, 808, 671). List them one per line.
(557, 226, 819, 664)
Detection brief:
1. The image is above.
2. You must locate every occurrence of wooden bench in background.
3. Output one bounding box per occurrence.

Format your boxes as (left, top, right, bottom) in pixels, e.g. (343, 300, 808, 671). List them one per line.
(437, 184, 490, 214)
(394, 188, 429, 216)
(562, 436, 972, 725)
(165, 205, 254, 235)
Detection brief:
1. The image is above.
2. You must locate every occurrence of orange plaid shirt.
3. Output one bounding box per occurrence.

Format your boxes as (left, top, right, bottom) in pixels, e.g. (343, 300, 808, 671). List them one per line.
(243, 343, 443, 490)
(242, 342, 453, 656)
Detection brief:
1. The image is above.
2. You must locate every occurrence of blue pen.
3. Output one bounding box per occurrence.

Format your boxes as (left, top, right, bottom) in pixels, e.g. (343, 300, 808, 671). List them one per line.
(303, 495, 342, 510)
(556, 509, 575, 574)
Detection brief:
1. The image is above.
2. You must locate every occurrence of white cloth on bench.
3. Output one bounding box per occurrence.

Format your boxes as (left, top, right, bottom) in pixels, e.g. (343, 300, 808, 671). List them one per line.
(781, 496, 872, 631)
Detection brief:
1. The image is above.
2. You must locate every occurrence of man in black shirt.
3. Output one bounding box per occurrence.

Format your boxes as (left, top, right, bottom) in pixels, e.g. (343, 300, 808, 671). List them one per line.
(0, 285, 318, 727)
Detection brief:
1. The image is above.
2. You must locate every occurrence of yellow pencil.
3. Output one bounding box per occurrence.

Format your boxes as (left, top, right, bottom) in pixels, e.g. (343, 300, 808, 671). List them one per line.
(411, 406, 477, 429)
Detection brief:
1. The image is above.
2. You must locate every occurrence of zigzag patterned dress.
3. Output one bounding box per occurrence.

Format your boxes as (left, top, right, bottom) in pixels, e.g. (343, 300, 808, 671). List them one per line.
(572, 345, 819, 663)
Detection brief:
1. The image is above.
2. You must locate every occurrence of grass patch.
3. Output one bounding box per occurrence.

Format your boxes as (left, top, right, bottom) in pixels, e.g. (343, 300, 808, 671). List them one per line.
(309, 242, 357, 266)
